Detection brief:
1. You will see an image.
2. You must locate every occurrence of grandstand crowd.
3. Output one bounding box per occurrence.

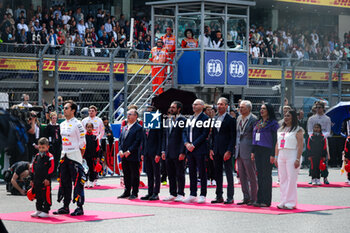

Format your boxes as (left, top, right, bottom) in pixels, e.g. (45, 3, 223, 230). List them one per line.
(0, 3, 349, 66)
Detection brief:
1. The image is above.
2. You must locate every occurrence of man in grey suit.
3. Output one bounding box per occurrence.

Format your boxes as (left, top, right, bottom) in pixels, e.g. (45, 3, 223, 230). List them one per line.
(235, 100, 258, 205)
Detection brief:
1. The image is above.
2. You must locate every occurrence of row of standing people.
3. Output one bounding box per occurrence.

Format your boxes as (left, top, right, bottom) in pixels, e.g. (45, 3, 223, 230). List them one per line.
(118, 98, 306, 210)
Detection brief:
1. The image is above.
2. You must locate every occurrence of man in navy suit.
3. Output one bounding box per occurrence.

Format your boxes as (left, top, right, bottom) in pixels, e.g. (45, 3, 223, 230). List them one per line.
(210, 97, 236, 204)
(183, 99, 210, 204)
(162, 101, 187, 202)
(118, 109, 143, 200)
(141, 106, 162, 201)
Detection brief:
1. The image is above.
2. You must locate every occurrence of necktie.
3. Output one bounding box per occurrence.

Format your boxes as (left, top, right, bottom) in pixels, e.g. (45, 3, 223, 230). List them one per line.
(123, 126, 128, 139)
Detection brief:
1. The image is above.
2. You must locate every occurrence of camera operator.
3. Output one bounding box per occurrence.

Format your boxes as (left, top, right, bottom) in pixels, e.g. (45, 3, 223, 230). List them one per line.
(3, 161, 31, 195)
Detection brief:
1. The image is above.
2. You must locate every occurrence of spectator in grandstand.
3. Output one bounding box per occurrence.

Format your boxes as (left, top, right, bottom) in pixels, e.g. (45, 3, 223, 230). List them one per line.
(17, 28, 27, 45)
(136, 35, 145, 58)
(33, 19, 42, 31)
(109, 36, 118, 49)
(105, 18, 112, 34)
(77, 19, 86, 41)
(28, 26, 40, 45)
(85, 32, 95, 56)
(17, 18, 28, 32)
(251, 43, 260, 64)
(53, 13, 63, 28)
(74, 7, 84, 22)
(62, 11, 71, 25)
(118, 14, 126, 28)
(5, 4, 13, 17)
(57, 31, 65, 46)
(47, 29, 58, 54)
(0, 14, 10, 32)
(181, 29, 198, 48)
(98, 24, 105, 38)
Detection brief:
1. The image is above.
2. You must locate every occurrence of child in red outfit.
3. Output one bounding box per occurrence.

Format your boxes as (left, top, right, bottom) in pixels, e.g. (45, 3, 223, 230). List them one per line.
(30, 137, 54, 218)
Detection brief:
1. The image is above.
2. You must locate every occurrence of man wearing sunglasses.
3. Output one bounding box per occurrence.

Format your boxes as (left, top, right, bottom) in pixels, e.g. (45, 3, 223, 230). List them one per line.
(54, 100, 86, 216)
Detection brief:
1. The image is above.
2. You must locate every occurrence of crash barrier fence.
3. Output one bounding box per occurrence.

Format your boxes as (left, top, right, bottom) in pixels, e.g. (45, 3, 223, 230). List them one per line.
(0, 43, 176, 122)
(0, 43, 350, 120)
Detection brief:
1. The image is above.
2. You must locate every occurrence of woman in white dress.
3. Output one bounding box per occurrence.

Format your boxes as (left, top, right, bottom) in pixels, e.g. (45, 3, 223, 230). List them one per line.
(275, 110, 304, 209)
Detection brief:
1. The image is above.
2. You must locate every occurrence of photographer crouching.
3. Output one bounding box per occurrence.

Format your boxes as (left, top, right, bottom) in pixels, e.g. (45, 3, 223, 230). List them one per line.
(3, 161, 31, 196)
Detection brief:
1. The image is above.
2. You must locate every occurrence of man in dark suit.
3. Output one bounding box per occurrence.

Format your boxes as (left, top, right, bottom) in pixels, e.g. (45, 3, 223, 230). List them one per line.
(235, 100, 258, 205)
(118, 109, 143, 200)
(141, 106, 162, 201)
(162, 101, 187, 202)
(183, 99, 210, 204)
(210, 97, 236, 204)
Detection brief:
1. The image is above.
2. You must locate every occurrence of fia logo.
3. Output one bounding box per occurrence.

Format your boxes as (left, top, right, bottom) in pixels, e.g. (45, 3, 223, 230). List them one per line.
(207, 59, 223, 77)
(229, 61, 245, 78)
(144, 110, 161, 129)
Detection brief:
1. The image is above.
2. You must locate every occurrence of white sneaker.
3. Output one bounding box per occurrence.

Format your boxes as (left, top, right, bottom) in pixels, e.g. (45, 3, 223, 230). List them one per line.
(316, 179, 322, 185)
(30, 211, 41, 217)
(93, 180, 99, 187)
(183, 195, 196, 203)
(174, 195, 184, 202)
(38, 212, 49, 218)
(311, 179, 316, 185)
(84, 181, 89, 188)
(197, 196, 206, 204)
(163, 195, 176, 201)
(235, 178, 241, 184)
(211, 180, 216, 186)
(207, 180, 211, 186)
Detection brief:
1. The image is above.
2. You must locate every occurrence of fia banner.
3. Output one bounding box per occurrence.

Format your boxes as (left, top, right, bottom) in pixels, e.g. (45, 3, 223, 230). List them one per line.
(227, 52, 248, 86)
(204, 51, 225, 85)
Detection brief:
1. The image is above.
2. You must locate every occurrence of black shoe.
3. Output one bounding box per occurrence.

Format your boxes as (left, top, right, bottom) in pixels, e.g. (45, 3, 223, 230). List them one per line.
(140, 194, 152, 200)
(118, 193, 130, 199)
(70, 207, 84, 216)
(237, 199, 250, 205)
(211, 197, 224, 204)
(53, 206, 69, 215)
(224, 199, 234, 204)
(247, 201, 255, 206)
(149, 194, 159, 201)
(253, 202, 270, 207)
(128, 195, 138, 200)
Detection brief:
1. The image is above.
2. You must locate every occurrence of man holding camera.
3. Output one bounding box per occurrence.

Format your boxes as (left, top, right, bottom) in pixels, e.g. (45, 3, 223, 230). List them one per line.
(3, 161, 31, 195)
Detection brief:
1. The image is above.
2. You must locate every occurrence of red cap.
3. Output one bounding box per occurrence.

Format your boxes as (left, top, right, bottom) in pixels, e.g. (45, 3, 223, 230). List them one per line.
(319, 161, 326, 171)
(94, 161, 102, 173)
(345, 163, 350, 173)
(27, 188, 36, 201)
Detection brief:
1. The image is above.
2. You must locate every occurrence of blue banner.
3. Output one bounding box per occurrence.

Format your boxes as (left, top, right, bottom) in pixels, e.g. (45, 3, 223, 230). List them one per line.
(204, 51, 225, 85)
(178, 51, 200, 84)
(227, 52, 248, 86)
